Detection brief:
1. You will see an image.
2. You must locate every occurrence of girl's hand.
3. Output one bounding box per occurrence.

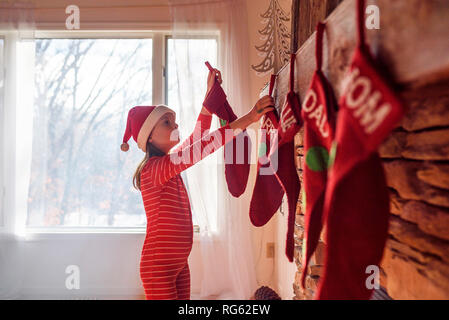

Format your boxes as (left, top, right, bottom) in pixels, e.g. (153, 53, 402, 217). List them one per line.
(206, 68, 222, 97)
(248, 95, 275, 123)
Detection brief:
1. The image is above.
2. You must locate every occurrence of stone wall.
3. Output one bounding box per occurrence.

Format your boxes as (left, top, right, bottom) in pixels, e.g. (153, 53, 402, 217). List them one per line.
(263, 0, 449, 300)
(292, 85, 449, 299)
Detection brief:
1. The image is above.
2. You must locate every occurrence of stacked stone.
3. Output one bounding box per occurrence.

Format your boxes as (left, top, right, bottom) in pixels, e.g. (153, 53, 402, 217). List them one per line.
(292, 127, 326, 300)
(291, 88, 449, 300)
(379, 89, 449, 299)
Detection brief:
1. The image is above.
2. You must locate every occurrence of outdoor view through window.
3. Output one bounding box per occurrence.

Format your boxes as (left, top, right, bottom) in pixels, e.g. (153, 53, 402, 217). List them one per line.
(27, 37, 217, 228)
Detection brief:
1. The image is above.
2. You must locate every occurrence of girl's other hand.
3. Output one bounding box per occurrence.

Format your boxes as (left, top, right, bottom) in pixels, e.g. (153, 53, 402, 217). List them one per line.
(248, 95, 275, 123)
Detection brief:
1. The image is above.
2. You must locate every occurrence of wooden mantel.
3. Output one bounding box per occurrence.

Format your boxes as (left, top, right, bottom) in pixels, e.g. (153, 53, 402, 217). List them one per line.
(263, 0, 449, 106)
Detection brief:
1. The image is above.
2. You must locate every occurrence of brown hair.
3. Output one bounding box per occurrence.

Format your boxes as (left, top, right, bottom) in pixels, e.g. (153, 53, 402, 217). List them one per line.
(133, 141, 165, 190)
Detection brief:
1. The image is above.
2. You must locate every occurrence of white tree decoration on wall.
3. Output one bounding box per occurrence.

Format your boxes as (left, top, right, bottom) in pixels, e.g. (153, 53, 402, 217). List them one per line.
(252, 0, 291, 76)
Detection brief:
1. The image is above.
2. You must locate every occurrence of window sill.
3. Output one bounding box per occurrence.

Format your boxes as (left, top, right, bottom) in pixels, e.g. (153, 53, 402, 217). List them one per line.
(25, 225, 201, 234)
(21, 227, 201, 242)
(25, 227, 147, 234)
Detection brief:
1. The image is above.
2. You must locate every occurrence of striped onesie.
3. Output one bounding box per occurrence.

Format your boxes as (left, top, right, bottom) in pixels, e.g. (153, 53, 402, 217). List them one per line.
(139, 113, 233, 300)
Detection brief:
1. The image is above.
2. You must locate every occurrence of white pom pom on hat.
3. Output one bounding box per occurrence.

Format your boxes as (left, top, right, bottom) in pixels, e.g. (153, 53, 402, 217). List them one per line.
(120, 142, 129, 152)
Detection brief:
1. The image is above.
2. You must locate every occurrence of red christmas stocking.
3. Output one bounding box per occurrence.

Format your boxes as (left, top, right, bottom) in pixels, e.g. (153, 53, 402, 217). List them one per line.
(250, 55, 303, 262)
(203, 62, 251, 197)
(271, 53, 303, 262)
(316, 0, 405, 299)
(249, 75, 285, 227)
(300, 22, 337, 288)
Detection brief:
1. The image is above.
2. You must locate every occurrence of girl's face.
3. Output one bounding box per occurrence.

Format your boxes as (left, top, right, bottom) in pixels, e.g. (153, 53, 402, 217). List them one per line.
(149, 112, 180, 153)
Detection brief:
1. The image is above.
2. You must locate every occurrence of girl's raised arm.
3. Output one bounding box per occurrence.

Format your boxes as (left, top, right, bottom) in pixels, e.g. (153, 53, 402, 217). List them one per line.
(170, 66, 217, 154)
(145, 95, 275, 186)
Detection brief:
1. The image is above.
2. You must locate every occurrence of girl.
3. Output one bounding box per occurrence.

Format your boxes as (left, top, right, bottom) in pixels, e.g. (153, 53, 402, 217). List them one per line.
(120, 68, 274, 300)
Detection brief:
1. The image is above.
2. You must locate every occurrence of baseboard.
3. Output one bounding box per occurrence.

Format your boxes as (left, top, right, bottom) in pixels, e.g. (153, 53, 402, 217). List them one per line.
(14, 287, 146, 300)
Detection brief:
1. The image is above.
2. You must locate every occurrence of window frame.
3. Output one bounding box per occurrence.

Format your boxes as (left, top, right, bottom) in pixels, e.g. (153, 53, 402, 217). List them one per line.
(0, 30, 219, 234)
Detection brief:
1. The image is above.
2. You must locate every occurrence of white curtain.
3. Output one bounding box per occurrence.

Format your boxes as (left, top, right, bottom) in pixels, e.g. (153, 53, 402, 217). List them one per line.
(168, 0, 258, 299)
(0, 1, 35, 299)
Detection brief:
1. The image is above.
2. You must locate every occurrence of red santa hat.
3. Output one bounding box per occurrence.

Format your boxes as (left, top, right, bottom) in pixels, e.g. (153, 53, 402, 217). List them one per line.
(121, 105, 176, 152)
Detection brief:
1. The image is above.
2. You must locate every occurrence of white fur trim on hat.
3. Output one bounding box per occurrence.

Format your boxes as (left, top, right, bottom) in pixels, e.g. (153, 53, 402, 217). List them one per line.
(137, 105, 176, 152)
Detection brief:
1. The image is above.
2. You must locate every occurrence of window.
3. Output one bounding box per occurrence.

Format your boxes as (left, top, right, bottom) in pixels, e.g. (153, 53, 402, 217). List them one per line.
(19, 32, 219, 230)
(27, 38, 153, 228)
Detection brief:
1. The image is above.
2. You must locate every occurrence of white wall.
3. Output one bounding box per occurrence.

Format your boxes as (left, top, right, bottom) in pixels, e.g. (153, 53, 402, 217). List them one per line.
(273, 198, 298, 300)
(246, 0, 295, 297)
(246, 0, 274, 291)
(0, 232, 206, 299)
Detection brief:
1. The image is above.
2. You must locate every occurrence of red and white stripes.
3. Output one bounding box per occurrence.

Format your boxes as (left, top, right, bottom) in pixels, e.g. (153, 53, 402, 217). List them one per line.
(139, 113, 234, 299)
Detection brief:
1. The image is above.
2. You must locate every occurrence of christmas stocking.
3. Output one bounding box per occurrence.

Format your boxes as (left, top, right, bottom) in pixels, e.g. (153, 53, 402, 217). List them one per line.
(271, 53, 303, 262)
(202, 62, 251, 197)
(249, 75, 285, 227)
(250, 55, 303, 262)
(300, 22, 337, 288)
(316, 0, 405, 299)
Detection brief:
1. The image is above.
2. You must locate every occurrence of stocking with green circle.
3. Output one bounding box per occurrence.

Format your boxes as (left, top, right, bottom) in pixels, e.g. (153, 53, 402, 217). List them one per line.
(299, 22, 337, 289)
(316, 0, 405, 300)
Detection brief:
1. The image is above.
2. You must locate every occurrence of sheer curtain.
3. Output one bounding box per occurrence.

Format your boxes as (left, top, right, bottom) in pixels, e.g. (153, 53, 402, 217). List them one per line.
(0, 1, 35, 299)
(168, 0, 258, 299)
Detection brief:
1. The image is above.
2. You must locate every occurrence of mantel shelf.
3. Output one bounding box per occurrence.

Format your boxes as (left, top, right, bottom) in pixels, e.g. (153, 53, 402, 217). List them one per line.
(262, 0, 449, 110)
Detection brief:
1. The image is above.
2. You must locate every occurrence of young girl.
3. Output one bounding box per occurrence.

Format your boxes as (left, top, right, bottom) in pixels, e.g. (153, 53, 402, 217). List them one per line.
(120, 68, 274, 300)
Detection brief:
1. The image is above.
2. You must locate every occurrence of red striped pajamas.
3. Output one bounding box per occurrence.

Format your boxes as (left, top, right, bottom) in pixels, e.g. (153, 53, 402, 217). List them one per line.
(139, 113, 233, 300)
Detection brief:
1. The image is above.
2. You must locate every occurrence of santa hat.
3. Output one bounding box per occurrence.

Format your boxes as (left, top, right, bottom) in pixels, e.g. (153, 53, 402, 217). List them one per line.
(121, 105, 176, 152)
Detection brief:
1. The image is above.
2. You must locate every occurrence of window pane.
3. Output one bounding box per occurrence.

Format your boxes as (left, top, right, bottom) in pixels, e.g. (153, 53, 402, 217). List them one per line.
(166, 38, 218, 227)
(167, 38, 217, 118)
(28, 39, 152, 227)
